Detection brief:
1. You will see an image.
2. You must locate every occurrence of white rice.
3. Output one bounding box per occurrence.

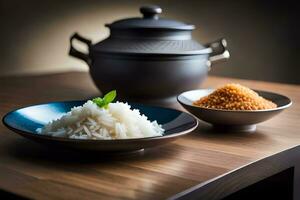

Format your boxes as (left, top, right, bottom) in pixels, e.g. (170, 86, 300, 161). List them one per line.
(36, 101, 164, 139)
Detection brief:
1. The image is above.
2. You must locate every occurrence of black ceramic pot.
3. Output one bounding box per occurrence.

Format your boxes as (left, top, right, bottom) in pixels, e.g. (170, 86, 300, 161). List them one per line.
(69, 5, 229, 100)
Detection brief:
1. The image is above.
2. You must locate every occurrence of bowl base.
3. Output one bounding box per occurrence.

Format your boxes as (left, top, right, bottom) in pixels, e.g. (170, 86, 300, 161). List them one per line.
(213, 124, 257, 132)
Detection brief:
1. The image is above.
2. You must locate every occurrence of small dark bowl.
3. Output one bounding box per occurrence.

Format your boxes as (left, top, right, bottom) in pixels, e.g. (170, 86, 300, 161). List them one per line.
(3, 101, 198, 152)
(177, 89, 292, 132)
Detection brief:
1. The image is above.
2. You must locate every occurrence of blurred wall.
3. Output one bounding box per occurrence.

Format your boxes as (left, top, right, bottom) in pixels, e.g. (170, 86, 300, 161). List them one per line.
(0, 0, 299, 84)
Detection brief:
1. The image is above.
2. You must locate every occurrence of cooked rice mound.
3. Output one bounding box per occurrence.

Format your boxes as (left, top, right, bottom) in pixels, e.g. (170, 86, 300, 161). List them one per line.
(36, 101, 164, 139)
(193, 83, 277, 110)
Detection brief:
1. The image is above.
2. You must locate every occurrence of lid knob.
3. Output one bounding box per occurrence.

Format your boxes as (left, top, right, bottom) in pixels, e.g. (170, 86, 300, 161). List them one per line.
(140, 5, 162, 19)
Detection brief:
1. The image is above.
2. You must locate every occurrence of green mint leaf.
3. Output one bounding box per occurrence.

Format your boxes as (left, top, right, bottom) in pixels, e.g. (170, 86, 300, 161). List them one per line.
(92, 90, 116, 109)
(103, 90, 117, 105)
(92, 97, 102, 103)
(92, 97, 104, 107)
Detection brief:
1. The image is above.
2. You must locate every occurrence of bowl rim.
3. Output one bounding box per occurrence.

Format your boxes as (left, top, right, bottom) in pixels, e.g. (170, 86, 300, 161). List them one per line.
(177, 89, 292, 113)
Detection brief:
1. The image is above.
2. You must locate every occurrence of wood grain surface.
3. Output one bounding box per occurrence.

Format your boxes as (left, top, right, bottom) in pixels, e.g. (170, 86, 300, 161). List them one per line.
(0, 72, 299, 200)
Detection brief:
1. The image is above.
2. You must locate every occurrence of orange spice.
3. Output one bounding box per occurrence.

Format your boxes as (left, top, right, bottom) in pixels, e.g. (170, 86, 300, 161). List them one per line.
(194, 83, 277, 110)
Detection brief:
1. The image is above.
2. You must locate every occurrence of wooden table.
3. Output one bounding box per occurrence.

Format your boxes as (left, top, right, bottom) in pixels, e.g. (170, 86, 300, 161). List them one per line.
(0, 72, 299, 200)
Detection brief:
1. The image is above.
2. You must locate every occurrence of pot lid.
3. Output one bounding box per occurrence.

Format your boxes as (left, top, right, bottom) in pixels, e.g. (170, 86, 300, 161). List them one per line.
(106, 5, 195, 30)
(92, 39, 211, 56)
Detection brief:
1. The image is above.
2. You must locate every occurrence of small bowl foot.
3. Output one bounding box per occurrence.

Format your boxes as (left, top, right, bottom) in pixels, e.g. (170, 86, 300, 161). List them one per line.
(213, 124, 257, 132)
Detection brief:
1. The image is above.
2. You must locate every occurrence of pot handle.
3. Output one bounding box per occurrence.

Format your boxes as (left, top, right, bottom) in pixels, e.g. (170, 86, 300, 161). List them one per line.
(206, 38, 230, 66)
(69, 33, 92, 65)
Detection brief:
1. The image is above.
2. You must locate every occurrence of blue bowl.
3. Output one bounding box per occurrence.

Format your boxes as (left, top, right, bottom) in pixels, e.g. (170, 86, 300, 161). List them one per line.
(3, 101, 198, 152)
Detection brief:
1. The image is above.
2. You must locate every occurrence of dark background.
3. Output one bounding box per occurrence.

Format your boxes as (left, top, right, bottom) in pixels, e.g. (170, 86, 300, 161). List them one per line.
(1, 0, 299, 84)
